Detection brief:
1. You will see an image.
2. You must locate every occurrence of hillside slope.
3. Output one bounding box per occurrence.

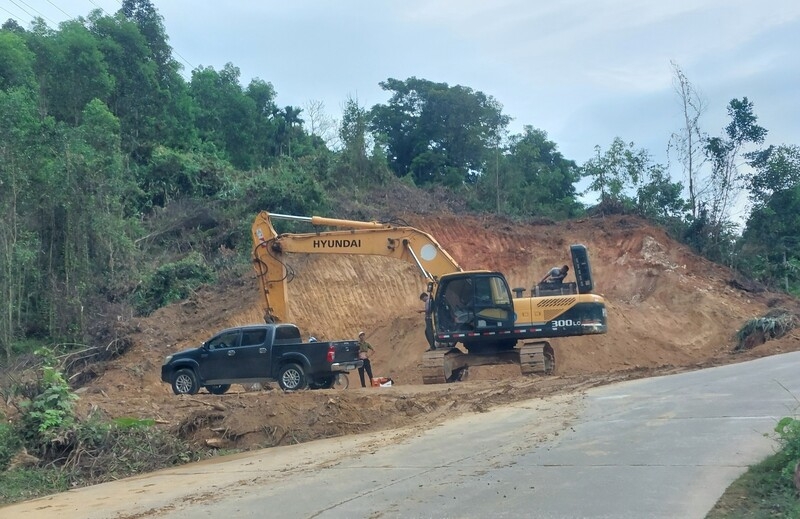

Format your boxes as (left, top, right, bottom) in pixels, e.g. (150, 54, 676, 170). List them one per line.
(73, 213, 800, 450)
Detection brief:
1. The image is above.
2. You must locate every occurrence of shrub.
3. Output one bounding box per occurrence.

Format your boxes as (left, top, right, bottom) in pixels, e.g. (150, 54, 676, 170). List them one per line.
(132, 251, 215, 315)
(734, 310, 797, 351)
(774, 416, 800, 484)
(17, 363, 78, 451)
(0, 418, 22, 471)
(238, 158, 329, 217)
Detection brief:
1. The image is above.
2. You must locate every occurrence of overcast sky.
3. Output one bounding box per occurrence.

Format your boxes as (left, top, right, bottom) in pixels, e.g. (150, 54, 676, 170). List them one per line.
(4, 1, 800, 218)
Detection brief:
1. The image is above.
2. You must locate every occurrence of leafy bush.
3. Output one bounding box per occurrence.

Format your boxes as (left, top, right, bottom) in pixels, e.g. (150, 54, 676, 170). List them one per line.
(17, 364, 78, 450)
(0, 418, 22, 471)
(774, 416, 800, 483)
(237, 158, 329, 217)
(143, 146, 234, 207)
(132, 251, 215, 315)
(734, 310, 797, 351)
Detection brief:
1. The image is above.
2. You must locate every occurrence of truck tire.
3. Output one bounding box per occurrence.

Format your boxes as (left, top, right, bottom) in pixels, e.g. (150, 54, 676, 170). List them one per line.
(172, 368, 199, 395)
(333, 373, 349, 390)
(205, 384, 231, 395)
(278, 363, 307, 391)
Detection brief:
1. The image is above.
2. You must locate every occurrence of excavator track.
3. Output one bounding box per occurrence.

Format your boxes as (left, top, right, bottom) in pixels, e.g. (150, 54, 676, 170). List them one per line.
(519, 340, 555, 376)
(421, 348, 468, 384)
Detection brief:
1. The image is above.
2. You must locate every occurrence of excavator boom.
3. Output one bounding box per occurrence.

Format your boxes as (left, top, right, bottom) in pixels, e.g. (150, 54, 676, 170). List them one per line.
(252, 211, 463, 323)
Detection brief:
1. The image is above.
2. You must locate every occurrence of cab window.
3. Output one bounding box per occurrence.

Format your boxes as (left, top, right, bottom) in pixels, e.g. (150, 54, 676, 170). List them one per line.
(274, 325, 301, 344)
(207, 330, 241, 350)
(486, 276, 511, 305)
(241, 328, 267, 347)
(471, 276, 512, 307)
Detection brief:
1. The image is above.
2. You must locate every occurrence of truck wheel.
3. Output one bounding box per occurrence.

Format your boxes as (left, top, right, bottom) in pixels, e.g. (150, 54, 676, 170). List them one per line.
(333, 373, 349, 390)
(278, 363, 307, 391)
(206, 384, 231, 395)
(172, 369, 199, 395)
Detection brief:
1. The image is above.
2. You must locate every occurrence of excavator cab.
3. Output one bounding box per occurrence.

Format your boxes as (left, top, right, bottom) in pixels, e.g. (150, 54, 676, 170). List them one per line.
(434, 272, 515, 335)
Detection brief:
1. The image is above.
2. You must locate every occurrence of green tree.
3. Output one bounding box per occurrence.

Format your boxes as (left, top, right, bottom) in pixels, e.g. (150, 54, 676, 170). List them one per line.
(739, 145, 800, 291)
(507, 127, 582, 217)
(0, 88, 43, 359)
(0, 30, 36, 91)
(240, 157, 329, 217)
(1, 19, 26, 34)
(582, 137, 649, 213)
(37, 21, 115, 124)
(334, 96, 372, 186)
(740, 185, 800, 291)
(116, 0, 197, 156)
(635, 164, 686, 222)
(89, 11, 163, 159)
(142, 146, 232, 206)
(747, 144, 800, 208)
(474, 126, 582, 218)
(190, 63, 257, 170)
(704, 97, 767, 228)
(370, 77, 510, 185)
(120, 0, 174, 84)
(35, 100, 137, 340)
(247, 78, 280, 166)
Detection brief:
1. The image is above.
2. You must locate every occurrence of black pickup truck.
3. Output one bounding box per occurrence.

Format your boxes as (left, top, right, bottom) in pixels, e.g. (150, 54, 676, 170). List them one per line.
(161, 323, 362, 394)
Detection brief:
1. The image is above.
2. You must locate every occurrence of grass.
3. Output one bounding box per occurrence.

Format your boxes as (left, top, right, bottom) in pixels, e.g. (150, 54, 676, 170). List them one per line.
(0, 467, 69, 504)
(706, 450, 800, 518)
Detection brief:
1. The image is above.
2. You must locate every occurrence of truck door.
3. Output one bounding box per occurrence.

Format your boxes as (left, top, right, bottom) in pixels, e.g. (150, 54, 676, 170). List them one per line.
(202, 328, 271, 382)
(235, 327, 271, 378)
(200, 329, 245, 382)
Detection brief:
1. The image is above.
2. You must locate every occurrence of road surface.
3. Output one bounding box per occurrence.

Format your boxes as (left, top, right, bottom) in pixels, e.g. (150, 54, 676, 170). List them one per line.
(5, 351, 800, 518)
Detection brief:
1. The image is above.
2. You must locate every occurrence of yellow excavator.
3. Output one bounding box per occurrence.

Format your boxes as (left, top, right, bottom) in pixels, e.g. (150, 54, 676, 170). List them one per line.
(251, 211, 607, 384)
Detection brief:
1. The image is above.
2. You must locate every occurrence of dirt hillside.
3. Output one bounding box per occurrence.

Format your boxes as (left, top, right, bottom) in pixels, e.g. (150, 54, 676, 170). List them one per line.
(70, 213, 800, 451)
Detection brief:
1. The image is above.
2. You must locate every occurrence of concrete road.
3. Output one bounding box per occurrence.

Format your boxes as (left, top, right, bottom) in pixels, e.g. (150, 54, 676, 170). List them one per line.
(6, 351, 800, 519)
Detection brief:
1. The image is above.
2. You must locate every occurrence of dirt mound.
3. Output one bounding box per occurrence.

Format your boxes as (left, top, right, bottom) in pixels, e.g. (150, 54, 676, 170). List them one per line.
(70, 214, 800, 450)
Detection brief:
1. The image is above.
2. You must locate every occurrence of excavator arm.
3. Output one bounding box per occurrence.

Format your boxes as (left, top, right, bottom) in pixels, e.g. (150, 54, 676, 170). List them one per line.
(251, 211, 463, 323)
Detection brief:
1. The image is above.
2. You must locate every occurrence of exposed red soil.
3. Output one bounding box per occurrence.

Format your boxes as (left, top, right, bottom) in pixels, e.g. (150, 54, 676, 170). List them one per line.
(59, 214, 800, 451)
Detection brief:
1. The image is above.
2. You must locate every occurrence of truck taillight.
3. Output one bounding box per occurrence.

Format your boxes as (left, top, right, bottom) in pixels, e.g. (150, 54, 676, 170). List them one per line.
(327, 345, 335, 362)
